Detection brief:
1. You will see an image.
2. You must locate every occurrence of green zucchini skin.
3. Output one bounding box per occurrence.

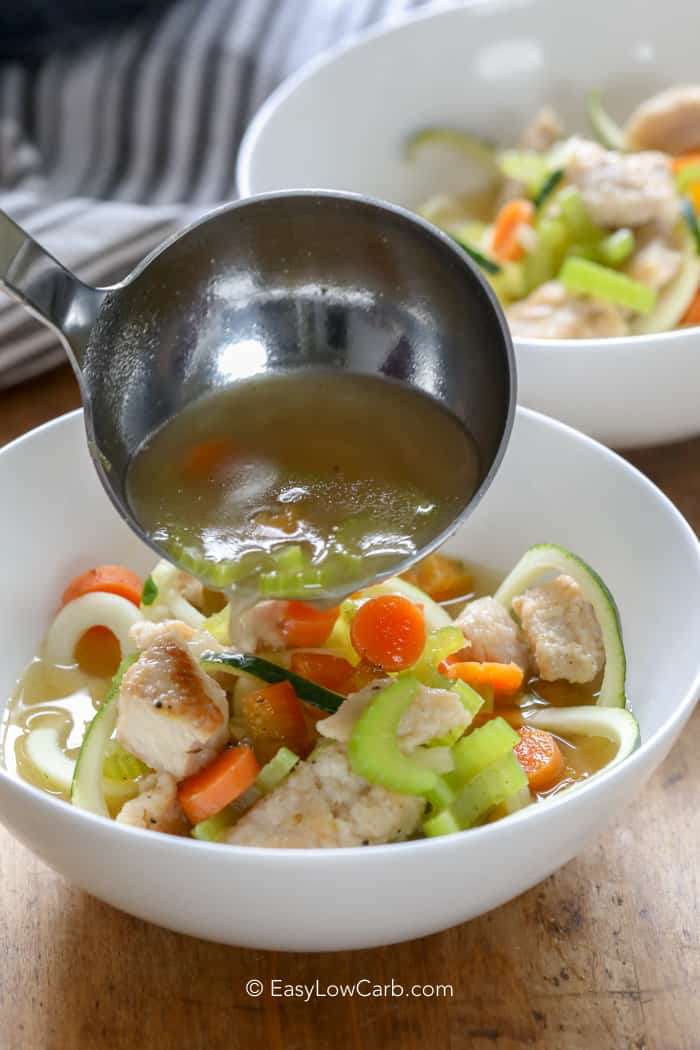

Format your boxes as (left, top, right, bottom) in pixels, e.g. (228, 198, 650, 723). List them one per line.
(200, 652, 344, 713)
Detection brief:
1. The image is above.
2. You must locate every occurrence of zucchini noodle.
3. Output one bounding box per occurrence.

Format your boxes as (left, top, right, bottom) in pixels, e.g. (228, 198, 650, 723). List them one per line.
(44, 592, 142, 666)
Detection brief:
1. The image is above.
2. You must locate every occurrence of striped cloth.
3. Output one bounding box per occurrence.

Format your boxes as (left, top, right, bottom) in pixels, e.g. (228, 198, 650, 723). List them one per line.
(0, 0, 429, 388)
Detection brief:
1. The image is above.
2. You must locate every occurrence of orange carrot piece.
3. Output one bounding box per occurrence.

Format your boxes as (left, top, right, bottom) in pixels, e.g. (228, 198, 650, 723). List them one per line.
(491, 198, 534, 262)
(681, 285, 700, 326)
(441, 660, 524, 694)
(290, 652, 354, 691)
(61, 565, 143, 608)
(278, 601, 339, 648)
(182, 436, 238, 481)
(671, 151, 700, 173)
(178, 745, 260, 825)
(350, 594, 426, 672)
(242, 680, 311, 763)
(339, 660, 380, 696)
(401, 553, 473, 603)
(514, 726, 565, 793)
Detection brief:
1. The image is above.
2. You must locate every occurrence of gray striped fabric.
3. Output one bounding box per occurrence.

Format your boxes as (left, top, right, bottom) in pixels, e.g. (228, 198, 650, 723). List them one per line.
(0, 0, 429, 388)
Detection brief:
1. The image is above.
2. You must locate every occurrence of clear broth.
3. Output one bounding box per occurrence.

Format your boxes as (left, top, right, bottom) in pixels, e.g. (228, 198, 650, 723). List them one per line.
(126, 372, 480, 599)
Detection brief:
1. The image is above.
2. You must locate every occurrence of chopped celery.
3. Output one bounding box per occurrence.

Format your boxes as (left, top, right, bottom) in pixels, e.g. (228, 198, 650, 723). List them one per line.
(557, 187, 602, 243)
(412, 626, 465, 687)
(192, 804, 237, 841)
(599, 228, 635, 266)
(348, 676, 438, 796)
(497, 149, 549, 194)
(560, 256, 656, 313)
(587, 91, 626, 151)
(450, 679, 484, 720)
(258, 566, 324, 597)
(452, 717, 520, 781)
(533, 168, 564, 210)
(203, 604, 230, 644)
(452, 751, 528, 829)
(102, 740, 149, 781)
(422, 808, 460, 837)
(489, 259, 527, 302)
(141, 574, 158, 606)
(424, 776, 456, 813)
(271, 545, 306, 572)
(525, 216, 568, 291)
(255, 747, 300, 794)
(676, 164, 700, 194)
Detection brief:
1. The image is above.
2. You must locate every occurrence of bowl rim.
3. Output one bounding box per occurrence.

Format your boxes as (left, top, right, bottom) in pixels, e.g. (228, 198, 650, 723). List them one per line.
(1, 406, 699, 862)
(236, 0, 700, 355)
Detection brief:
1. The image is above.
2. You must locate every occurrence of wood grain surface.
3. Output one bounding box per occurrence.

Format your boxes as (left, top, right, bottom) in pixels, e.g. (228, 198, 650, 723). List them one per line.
(0, 365, 698, 1050)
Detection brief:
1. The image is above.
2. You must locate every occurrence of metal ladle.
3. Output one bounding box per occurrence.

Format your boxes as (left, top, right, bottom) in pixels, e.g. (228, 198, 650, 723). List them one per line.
(0, 191, 515, 598)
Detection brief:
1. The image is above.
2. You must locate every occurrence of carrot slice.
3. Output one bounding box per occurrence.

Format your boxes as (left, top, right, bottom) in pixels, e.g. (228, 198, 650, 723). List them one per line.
(278, 601, 339, 648)
(182, 437, 238, 481)
(61, 565, 144, 608)
(440, 660, 524, 694)
(290, 652, 355, 691)
(491, 198, 534, 262)
(401, 553, 473, 602)
(681, 285, 700, 326)
(514, 726, 565, 792)
(350, 594, 426, 672)
(242, 680, 311, 763)
(178, 745, 260, 825)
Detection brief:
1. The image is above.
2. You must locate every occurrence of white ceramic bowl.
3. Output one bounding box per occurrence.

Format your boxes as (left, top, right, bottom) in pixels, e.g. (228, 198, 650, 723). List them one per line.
(237, 0, 700, 448)
(1, 408, 699, 949)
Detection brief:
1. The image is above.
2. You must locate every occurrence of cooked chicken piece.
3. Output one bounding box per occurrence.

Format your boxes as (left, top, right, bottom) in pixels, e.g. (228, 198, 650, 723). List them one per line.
(318, 681, 471, 749)
(224, 741, 424, 849)
(506, 280, 629, 339)
(225, 676, 472, 848)
(625, 236, 683, 291)
(455, 596, 530, 673)
(564, 137, 679, 230)
(512, 574, 604, 684)
(228, 600, 287, 651)
(625, 85, 700, 155)
(520, 106, 564, 153)
(176, 571, 205, 609)
(117, 621, 229, 781)
(116, 772, 189, 834)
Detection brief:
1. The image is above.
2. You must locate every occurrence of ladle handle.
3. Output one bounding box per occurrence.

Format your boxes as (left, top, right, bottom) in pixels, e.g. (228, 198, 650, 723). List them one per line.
(0, 208, 104, 370)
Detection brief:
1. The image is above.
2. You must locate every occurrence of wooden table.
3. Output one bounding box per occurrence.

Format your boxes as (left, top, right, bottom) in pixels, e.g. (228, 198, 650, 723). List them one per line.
(1, 365, 698, 1050)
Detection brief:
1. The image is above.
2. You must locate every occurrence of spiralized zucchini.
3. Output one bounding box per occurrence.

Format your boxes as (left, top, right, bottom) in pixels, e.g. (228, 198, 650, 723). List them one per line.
(44, 592, 141, 666)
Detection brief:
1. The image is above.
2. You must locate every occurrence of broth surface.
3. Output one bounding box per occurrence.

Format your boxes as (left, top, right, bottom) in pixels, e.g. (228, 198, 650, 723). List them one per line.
(127, 372, 480, 598)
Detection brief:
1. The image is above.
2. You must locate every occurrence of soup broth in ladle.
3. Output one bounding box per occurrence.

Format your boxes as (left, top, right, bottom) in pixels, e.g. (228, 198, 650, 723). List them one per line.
(126, 371, 480, 602)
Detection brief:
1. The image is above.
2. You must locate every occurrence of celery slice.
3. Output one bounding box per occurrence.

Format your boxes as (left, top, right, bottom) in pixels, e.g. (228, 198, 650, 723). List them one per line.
(452, 752, 528, 829)
(192, 805, 237, 842)
(422, 808, 460, 837)
(599, 228, 635, 266)
(102, 740, 149, 781)
(348, 676, 437, 797)
(560, 256, 656, 313)
(557, 187, 603, 242)
(452, 717, 520, 782)
(255, 747, 300, 795)
(412, 626, 465, 687)
(497, 149, 549, 194)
